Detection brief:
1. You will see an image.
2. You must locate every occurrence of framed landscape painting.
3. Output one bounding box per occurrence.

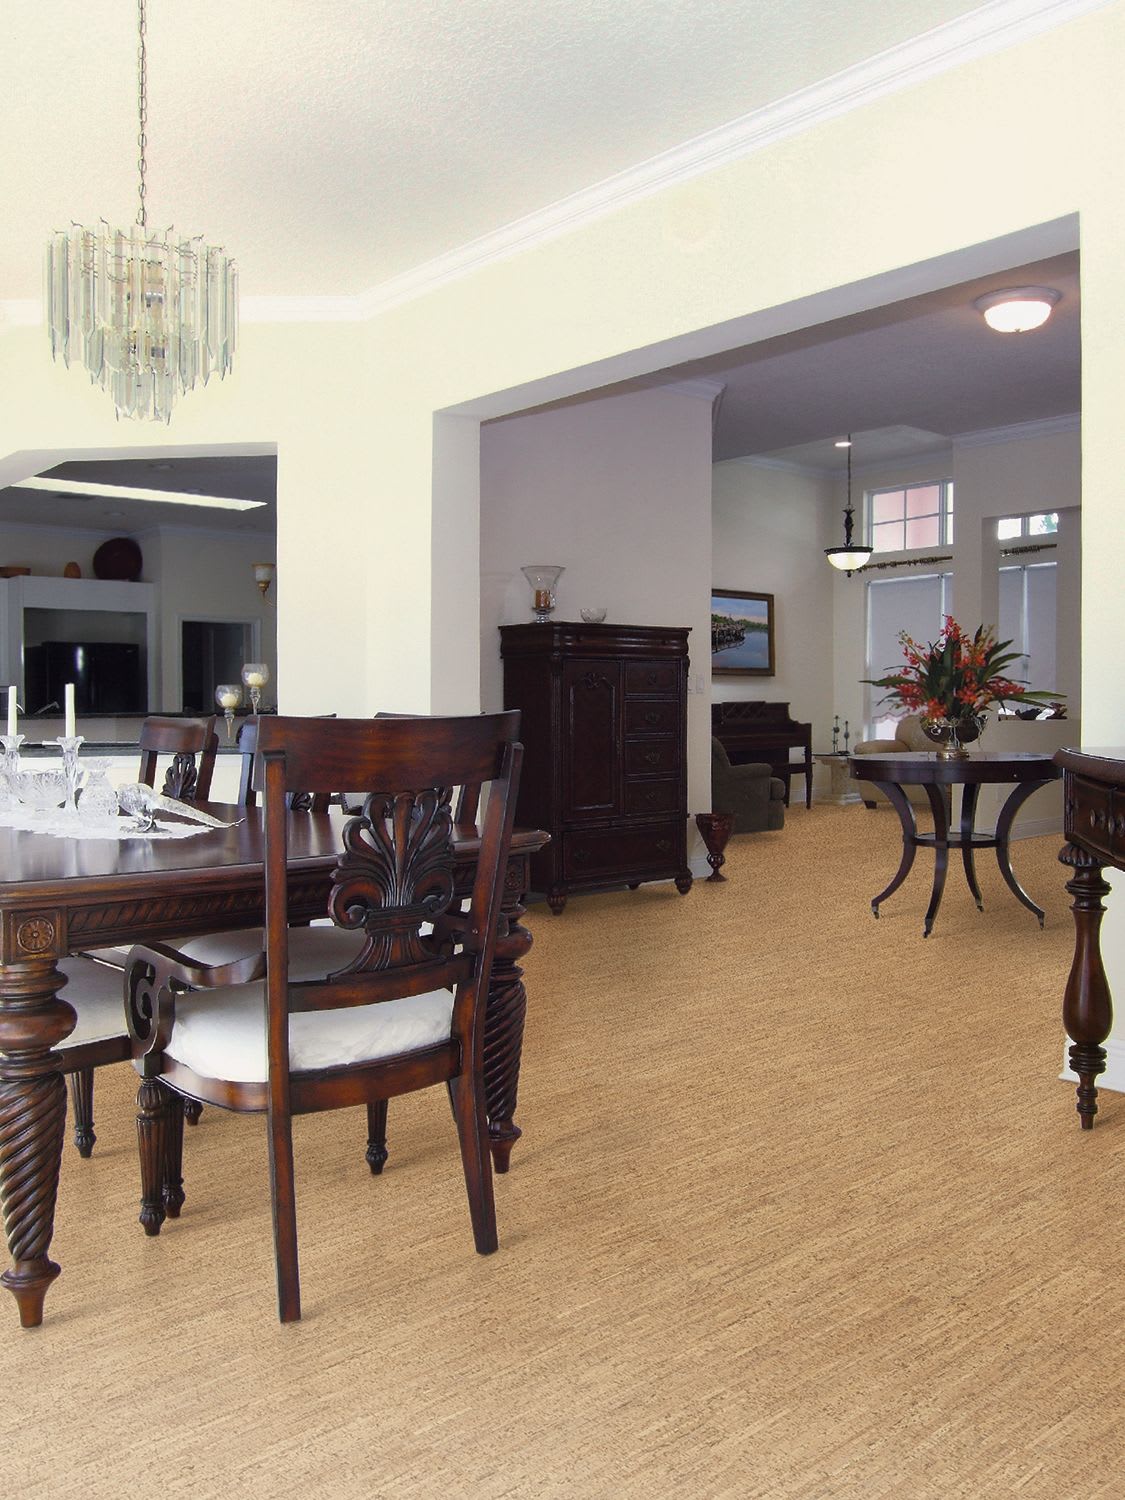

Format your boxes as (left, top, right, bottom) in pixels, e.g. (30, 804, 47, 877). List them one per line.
(711, 588, 775, 676)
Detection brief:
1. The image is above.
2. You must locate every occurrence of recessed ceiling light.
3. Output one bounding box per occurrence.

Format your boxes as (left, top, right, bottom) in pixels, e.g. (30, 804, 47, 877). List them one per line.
(834, 439, 852, 448)
(11, 477, 264, 512)
(973, 286, 1061, 333)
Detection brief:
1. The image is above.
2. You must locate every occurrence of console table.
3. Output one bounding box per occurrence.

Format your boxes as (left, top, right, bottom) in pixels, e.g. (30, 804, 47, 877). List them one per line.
(1055, 746, 1125, 1129)
(848, 750, 1060, 937)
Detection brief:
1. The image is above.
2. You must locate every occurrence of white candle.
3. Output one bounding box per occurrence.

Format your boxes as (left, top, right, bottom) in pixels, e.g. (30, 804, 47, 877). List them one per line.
(6, 686, 16, 739)
(219, 688, 240, 709)
(245, 671, 266, 688)
(64, 683, 76, 739)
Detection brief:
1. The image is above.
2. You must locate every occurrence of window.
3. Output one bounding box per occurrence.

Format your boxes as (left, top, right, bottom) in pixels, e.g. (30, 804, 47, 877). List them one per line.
(998, 562, 1057, 700)
(996, 511, 1058, 541)
(869, 480, 953, 554)
(865, 571, 952, 737)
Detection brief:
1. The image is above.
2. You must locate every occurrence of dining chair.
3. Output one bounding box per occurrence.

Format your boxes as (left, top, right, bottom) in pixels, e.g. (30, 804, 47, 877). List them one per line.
(126, 710, 522, 1322)
(63, 714, 221, 1156)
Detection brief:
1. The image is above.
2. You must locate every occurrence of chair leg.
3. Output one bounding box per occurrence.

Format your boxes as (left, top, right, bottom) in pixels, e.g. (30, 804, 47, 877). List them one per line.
(68, 1068, 96, 1158)
(365, 1099, 389, 1175)
(163, 1094, 186, 1218)
(136, 1078, 171, 1237)
(267, 1107, 301, 1323)
(183, 1098, 203, 1127)
(449, 1070, 498, 1256)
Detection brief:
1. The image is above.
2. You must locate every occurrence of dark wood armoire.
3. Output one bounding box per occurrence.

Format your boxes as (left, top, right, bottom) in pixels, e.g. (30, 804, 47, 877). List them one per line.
(500, 621, 693, 913)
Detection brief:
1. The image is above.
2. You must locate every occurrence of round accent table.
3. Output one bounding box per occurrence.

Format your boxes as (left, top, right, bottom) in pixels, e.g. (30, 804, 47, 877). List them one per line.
(847, 750, 1061, 937)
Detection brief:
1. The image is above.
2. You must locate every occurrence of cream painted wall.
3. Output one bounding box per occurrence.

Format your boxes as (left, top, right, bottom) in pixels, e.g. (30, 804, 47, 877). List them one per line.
(3, 5, 1125, 1031)
(711, 459, 836, 750)
(479, 384, 714, 813)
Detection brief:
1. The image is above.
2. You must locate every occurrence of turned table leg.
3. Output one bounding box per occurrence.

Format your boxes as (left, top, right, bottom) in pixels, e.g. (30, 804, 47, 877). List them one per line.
(0, 953, 76, 1328)
(1059, 844, 1113, 1129)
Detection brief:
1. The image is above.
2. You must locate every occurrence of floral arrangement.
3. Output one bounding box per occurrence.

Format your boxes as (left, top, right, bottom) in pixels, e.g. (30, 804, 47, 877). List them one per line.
(864, 616, 1058, 726)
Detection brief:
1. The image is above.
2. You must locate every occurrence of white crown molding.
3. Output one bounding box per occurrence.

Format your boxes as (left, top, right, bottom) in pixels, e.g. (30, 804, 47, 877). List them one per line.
(955, 411, 1081, 447)
(723, 455, 835, 479)
(660, 378, 727, 403)
(354, 0, 1110, 319)
(2, 1, 1106, 329)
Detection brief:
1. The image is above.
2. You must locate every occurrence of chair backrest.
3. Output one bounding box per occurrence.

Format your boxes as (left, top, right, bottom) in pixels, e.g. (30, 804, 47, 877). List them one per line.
(255, 713, 522, 1095)
(236, 716, 333, 811)
(137, 716, 219, 803)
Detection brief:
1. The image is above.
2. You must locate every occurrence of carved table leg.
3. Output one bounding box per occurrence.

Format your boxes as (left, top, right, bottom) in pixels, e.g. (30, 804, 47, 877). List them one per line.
(959, 783, 984, 912)
(1059, 844, 1113, 1129)
(922, 784, 951, 938)
(68, 1067, 96, 1158)
(869, 780, 919, 918)
(996, 779, 1051, 926)
(483, 899, 532, 1174)
(0, 954, 76, 1328)
(163, 1089, 186, 1218)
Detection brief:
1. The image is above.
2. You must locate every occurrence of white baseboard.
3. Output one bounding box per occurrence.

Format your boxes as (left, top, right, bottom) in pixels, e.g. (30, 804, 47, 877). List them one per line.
(1060, 1035, 1125, 1095)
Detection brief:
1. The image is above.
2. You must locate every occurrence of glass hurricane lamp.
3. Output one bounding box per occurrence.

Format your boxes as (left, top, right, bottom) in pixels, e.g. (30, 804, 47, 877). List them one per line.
(521, 565, 564, 624)
(216, 683, 241, 740)
(241, 663, 270, 714)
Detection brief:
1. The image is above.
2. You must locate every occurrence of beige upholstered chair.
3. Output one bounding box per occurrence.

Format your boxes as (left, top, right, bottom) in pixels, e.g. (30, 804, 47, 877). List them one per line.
(851, 714, 935, 807)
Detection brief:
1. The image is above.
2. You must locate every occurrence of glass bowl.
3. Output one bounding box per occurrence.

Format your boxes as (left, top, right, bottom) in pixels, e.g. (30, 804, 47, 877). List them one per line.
(16, 769, 68, 812)
(580, 607, 607, 624)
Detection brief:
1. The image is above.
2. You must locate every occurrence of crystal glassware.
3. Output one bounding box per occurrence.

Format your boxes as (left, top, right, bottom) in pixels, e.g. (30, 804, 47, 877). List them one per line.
(216, 683, 242, 740)
(241, 662, 270, 714)
(0, 732, 25, 811)
(48, 735, 85, 817)
(77, 759, 120, 823)
(118, 782, 157, 832)
(521, 565, 564, 624)
(580, 607, 607, 624)
(15, 768, 69, 815)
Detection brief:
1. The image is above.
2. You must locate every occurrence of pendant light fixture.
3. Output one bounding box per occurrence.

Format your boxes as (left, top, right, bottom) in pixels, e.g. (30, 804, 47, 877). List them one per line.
(824, 436, 872, 575)
(44, 0, 238, 423)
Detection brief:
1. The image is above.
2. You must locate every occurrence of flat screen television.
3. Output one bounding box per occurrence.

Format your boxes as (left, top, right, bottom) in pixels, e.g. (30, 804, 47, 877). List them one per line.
(24, 641, 146, 716)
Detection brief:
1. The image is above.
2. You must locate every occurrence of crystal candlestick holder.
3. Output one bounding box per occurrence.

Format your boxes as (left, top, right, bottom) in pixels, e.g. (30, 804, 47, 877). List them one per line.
(216, 683, 241, 740)
(49, 735, 85, 817)
(241, 662, 270, 715)
(0, 733, 24, 811)
(521, 565, 564, 624)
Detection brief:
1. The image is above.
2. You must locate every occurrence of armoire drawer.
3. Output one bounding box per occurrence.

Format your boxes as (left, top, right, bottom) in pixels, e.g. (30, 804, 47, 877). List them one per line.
(625, 698, 679, 735)
(624, 778, 680, 817)
(625, 660, 679, 696)
(1068, 775, 1125, 864)
(563, 823, 680, 879)
(624, 739, 678, 775)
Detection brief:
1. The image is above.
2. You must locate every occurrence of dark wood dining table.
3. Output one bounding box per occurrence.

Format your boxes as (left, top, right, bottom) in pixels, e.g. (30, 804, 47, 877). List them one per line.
(848, 750, 1061, 936)
(0, 806, 547, 1329)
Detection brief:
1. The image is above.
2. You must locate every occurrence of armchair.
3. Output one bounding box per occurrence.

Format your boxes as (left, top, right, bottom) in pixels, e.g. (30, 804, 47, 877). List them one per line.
(851, 714, 934, 807)
(710, 737, 785, 833)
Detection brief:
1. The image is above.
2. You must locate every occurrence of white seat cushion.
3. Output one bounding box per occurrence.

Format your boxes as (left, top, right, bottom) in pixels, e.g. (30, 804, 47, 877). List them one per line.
(85, 925, 369, 981)
(56, 958, 129, 1048)
(164, 982, 454, 1083)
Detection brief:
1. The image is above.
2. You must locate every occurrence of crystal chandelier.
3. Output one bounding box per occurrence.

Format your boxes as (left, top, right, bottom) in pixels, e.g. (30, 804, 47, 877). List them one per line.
(44, 0, 237, 423)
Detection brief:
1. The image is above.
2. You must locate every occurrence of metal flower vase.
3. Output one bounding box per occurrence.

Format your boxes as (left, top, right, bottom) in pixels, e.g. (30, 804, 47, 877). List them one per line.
(921, 714, 985, 760)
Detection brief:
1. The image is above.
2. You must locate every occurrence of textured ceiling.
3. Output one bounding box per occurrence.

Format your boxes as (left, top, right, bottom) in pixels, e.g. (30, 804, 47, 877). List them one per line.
(3, 0, 989, 299)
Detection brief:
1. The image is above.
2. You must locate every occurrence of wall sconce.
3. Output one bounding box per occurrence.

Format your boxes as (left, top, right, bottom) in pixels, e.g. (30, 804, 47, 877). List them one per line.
(253, 561, 276, 599)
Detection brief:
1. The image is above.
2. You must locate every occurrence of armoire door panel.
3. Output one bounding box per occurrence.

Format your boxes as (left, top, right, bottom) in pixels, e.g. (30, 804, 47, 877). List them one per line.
(562, 661, 621, 817)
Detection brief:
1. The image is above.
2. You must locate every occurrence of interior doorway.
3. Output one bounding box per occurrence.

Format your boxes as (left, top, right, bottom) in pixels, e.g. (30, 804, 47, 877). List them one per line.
(181, 619, 256, 714)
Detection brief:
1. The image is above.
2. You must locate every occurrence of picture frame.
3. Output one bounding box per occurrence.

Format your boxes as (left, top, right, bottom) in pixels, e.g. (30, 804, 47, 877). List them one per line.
(711, 588, 775, 676)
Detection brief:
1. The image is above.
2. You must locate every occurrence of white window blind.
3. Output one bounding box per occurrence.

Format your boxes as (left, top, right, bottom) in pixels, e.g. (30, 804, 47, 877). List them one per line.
(865, 573, 950, 736)
(999, 561, 1057, 698)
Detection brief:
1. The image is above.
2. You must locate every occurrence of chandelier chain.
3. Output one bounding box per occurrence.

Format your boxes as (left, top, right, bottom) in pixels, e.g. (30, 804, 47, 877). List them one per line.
(136, 0, 148, 230)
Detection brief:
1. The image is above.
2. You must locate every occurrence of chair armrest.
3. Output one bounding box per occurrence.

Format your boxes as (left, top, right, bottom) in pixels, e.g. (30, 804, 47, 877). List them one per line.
(124, 941, 267, 1072)
(852, 738, 903, 755)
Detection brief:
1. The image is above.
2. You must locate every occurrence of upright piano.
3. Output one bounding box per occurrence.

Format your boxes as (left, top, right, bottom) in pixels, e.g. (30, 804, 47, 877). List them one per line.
(711, 701, 813, 809)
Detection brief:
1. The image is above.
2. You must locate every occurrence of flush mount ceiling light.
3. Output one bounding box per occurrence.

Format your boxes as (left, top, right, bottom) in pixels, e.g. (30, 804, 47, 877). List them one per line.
(973, 286, 1061, 334)
(45, 0, 237, 422)
(824, 436, 872, 576)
